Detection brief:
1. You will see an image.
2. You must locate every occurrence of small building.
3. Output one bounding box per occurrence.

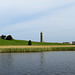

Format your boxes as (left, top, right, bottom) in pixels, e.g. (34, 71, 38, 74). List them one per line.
(72, 41, 75, 45)
(63, 42, 70, 44)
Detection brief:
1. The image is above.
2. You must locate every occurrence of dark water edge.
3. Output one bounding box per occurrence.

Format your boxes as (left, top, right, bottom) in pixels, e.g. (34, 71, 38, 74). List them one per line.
(0, 51, 75, 75)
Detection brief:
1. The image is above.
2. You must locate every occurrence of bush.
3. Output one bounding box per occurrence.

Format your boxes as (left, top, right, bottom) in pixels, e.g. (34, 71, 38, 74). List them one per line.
(6, 35, 13, 40)
(1, 35, 6, 39)
(28, 40, 32, 45)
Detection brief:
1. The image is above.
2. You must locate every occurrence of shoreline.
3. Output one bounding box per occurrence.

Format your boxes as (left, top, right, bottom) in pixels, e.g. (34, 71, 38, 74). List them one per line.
(0, 45, 75, 53)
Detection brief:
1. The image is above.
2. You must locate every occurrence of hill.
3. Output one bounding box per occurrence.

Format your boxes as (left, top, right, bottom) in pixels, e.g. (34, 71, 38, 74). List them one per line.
(0, 39, 71, 46)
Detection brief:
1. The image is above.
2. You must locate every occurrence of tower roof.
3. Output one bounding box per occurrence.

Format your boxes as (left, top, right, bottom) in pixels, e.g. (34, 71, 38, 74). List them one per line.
(41, 31, 43, 33)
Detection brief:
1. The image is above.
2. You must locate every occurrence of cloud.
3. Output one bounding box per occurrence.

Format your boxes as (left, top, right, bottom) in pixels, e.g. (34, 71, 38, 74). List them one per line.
(0, 1, 75, 26)
(0, 0, 75, 17)
(0, 0, 75, 42)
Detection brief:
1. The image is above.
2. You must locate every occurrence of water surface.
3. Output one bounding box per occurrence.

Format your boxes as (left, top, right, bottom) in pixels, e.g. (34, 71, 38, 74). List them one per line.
(0, 51, 75, 75)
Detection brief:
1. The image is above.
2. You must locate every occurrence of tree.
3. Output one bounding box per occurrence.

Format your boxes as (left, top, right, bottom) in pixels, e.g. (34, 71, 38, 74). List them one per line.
(1, 35, 6, 39)
(6, 35, 13, 40)
(28, 40, 32, 45)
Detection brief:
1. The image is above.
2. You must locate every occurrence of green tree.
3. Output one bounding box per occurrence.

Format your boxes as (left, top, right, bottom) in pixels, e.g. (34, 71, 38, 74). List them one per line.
(1, 35, 6, 39)
(6, 35, 13, 40)
(28, 40, 32, 45)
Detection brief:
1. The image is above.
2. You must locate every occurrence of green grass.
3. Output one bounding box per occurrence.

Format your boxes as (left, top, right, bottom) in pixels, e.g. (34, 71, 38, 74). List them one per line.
(0, 39, 71, 45)
(0, 39, 28, 45)
(32, 41, 71, 45)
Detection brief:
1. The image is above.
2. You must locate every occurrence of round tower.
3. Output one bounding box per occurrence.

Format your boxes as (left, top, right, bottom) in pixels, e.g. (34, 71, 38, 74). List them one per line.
(40, 31, 43, 42)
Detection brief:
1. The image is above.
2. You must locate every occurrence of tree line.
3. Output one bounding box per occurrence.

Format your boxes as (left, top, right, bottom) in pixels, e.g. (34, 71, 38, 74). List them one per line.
(0, 35, 13, 40)
(0, 35, 32, 45)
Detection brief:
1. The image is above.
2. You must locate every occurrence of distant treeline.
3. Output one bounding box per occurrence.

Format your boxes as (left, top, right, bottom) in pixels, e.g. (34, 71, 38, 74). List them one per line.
(0, 35, 13, 40)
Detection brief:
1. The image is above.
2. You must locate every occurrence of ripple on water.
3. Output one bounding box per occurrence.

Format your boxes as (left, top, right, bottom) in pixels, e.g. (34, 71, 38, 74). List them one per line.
(0, 52, 75, 75)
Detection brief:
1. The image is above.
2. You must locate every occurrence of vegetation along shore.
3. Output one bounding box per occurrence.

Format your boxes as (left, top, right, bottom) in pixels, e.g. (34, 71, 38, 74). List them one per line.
(0, 45, 75, 53)
(0, 37, 75, 53)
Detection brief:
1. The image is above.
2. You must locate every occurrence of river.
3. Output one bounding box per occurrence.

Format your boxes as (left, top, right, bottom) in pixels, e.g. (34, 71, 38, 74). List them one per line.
(0, 51, 75, 75)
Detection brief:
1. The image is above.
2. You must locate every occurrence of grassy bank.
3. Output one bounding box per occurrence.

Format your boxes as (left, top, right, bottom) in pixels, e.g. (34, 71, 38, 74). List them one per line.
(0, 39, 71, 45)
(0, 39, 73, 53)
(0, 46, 75, 53)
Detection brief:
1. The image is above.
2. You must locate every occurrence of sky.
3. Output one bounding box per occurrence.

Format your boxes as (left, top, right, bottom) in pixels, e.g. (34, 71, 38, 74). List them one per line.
(0, 0, 75, 43)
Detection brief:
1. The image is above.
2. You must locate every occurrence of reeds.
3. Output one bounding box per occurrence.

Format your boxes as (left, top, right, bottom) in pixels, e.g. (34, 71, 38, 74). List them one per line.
(0, 47, 75, 53)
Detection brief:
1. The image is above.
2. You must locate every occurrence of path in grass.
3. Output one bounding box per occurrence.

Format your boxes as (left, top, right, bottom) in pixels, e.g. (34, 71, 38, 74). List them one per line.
(0, 45, 75, 49)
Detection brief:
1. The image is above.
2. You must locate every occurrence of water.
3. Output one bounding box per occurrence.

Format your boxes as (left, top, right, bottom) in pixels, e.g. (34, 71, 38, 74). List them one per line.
(0, 51, 75, 75)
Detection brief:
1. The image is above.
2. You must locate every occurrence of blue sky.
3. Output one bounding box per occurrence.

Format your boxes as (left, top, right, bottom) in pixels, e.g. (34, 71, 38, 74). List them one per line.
(0, 0, 75, 43)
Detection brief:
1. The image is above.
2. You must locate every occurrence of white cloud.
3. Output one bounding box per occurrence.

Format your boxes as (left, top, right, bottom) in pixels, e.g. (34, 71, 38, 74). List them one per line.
(0, 0, 75, 16)
(0, 0, 75, 42)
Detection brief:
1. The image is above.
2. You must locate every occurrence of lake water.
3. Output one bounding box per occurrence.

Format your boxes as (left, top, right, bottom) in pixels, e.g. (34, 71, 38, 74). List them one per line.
(0, 51, 75, 75)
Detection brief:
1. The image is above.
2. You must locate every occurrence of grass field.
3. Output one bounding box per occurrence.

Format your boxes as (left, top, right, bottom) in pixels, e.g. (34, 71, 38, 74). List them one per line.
(0, 39, 73, 53)
(0, 39, 71, 45)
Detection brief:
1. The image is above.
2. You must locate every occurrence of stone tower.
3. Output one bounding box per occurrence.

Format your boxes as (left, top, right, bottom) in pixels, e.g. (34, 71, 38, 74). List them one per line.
(40, 31, 43, 42)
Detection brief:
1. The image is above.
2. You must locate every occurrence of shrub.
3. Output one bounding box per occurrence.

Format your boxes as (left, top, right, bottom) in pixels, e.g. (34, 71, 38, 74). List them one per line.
(1, 35, 6, 39)
(6, 35, 13, 40)
(28, 40, 32, 45)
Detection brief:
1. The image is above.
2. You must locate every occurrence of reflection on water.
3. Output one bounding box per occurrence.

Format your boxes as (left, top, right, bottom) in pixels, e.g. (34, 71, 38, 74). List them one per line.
(0, 53, 13, 75)
(0, 51, 75, 75)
